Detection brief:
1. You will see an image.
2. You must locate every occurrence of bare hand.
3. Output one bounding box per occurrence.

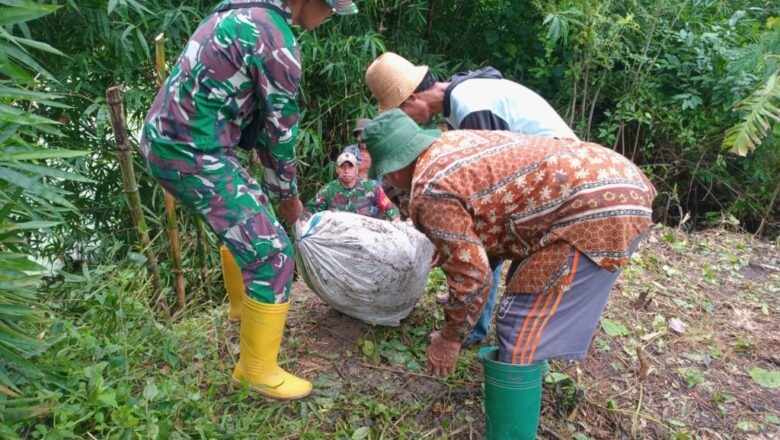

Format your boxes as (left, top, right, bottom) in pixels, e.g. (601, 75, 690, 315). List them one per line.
(426, 331, 462, 377)
(277, 197, 303, 226)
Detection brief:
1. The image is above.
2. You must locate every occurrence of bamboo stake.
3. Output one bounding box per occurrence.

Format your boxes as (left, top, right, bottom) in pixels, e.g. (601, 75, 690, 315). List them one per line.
(194, 219, 209, 286)
(154, 33, 186, 309)
(105, 86, 162, 294)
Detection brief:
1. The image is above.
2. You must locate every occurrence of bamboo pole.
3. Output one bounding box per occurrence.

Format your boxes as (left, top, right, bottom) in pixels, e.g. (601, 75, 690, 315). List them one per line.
(194, 219, 209, 286)
(105, 86, 162, 294)
(153, 33, 208, 290)
(154, 33, 186, 309)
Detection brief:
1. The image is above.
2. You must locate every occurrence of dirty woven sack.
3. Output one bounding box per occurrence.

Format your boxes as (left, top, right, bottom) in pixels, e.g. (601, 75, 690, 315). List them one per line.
(294, 211, 434, 326)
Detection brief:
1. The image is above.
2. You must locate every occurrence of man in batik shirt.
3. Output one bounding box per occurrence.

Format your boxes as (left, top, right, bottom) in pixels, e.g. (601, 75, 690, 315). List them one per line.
(139, 0, 357, 401)
(365, 52, 579, 345)
(303, 152, 400, 222)
(362, 109, 655, 437)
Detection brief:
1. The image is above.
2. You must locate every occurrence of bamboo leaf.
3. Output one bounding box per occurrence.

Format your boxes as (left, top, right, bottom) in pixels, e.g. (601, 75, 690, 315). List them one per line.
(0, 221, 61, 232)
(3, 162, 94, 183)
(136, 27, 150, 60)
(0, 85, 64, 101)
(0, 187, 23, 221)
(0, 283, 38, 301)
(0, 34, 65, 56)
(0, 167, 75, 208)
(0, 344, 44, 378)
(0, 304, 41, 322)
(107, 0, 118, 15)
(0, 50, 33, 83)
(0, 253, 45, 272)
(2, 148, 88, 161)
(0, 4, 60, 26)
(0, 103, 59, 126)
(126, 0, 152, 15)
(0, 365, 21, 394)
(0, 322, 45, 354)
(0, 41, 56, 82)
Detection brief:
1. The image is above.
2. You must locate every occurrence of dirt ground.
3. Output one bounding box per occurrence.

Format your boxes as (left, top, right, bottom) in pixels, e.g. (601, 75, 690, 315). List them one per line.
(228, 226, 780, 439)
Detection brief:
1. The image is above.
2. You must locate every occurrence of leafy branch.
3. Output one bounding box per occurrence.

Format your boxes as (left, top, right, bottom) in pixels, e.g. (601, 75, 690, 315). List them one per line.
(722, 68, 780, 156)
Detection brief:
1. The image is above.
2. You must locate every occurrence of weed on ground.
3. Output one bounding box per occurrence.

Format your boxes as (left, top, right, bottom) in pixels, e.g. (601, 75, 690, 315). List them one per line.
(12, 226, 780, 439)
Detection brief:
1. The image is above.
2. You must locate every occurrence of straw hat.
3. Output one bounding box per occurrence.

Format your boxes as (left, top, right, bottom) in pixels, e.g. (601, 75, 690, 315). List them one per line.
(365, 52, 428, 112)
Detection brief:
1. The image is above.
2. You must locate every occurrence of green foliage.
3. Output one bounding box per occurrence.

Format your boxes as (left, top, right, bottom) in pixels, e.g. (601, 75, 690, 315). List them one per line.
(600, 318, 629, 337)
(723, 69, 780, 155)
(749, 367, 780, 388)
(0, 0, 93, 424)
(2, 1, 780, 437)
(6, 0, 775, 275)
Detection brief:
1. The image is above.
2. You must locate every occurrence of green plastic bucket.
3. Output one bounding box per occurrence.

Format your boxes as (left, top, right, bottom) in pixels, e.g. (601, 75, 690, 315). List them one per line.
(478, 346, 547, 440)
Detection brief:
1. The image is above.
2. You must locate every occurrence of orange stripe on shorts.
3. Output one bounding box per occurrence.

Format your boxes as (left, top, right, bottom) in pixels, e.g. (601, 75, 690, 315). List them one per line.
(510, 291, 546, 364)
(526, 250, 580, 364)
(518, 287, 557, 364)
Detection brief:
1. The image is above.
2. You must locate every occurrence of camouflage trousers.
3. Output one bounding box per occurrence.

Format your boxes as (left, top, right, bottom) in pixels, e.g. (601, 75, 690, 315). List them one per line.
(148, 145, 294, 304)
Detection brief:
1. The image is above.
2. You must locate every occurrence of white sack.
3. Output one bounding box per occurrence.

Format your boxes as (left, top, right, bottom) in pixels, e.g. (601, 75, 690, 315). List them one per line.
(295, 211, 434, 326)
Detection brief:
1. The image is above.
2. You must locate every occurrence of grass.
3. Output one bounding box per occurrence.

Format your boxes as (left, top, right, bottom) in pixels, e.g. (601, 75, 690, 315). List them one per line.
(8, 225, 780, 439)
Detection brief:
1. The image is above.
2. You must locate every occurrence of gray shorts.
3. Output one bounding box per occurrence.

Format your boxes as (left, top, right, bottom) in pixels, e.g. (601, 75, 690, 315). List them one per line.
(496, 238, 641, 365)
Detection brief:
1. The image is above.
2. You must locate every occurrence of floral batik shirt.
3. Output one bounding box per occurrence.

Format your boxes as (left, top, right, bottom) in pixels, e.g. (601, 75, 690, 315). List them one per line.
(409, 130, 656, 342)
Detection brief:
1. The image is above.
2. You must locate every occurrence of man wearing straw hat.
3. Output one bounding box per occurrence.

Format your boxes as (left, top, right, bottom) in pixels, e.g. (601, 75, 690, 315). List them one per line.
(365, 52, 577, 346)
(140, 0, 358, 401)
(361, 109, 655, 438)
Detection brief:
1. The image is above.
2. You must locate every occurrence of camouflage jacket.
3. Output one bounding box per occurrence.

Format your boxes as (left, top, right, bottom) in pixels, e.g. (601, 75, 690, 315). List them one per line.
(140, 0, 301, 200)
(304, 179, 400, 222)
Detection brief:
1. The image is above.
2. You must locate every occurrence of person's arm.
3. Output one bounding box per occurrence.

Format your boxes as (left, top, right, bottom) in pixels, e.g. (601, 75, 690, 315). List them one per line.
(305, 183, 332, 216)
(417, 196, 493, 342)
(254, 45, 302, 201)
(375, 185, 400, 222)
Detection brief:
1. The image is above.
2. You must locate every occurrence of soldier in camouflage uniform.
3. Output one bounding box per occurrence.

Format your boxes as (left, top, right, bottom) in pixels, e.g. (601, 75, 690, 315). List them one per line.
(302, 152, 400, 221)
(140, 0, 358, 401)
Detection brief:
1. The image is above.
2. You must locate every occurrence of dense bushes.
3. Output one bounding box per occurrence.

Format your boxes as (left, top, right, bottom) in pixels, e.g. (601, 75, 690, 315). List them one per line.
(0, 8, 775, 367)
(9, 0, 780, 267)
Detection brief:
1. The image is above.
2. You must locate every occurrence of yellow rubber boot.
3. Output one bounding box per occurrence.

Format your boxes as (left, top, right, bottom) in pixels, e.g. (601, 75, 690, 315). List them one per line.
(220, 245, 243, 322)
(231, 297, 312, 400)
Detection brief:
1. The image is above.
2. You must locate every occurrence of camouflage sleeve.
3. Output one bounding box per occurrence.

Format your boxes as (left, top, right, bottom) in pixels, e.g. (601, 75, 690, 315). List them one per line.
(305, 182, 333, 215)
(256, 45, 302, 200)
(375, 186, 400, 221)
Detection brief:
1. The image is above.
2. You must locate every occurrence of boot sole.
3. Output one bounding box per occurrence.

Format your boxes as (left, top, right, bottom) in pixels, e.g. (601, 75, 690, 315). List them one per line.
(231, 377, 312, 401)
